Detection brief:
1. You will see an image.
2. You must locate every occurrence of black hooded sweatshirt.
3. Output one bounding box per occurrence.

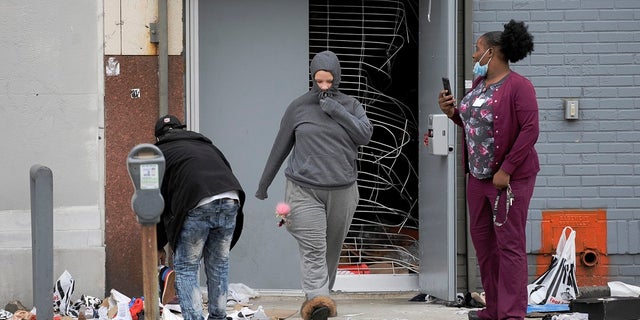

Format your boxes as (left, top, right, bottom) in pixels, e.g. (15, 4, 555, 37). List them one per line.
(155, 129, 245, 250)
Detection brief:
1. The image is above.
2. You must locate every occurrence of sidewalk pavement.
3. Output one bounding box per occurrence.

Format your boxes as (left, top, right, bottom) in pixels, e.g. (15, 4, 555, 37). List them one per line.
(241, 292, 473, 320)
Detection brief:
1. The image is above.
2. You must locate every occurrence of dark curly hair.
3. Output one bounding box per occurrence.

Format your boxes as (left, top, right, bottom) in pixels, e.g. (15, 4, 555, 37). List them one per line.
(483, 20, 534, 63)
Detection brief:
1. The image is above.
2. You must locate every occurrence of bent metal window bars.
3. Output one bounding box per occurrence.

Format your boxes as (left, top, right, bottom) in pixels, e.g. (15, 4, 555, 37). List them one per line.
(310, 0, 420, 274)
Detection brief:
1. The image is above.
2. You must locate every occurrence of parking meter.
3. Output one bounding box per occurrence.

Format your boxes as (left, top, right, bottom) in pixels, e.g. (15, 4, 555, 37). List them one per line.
(127, 144, 164, 320)
(126, 144, 165, 225)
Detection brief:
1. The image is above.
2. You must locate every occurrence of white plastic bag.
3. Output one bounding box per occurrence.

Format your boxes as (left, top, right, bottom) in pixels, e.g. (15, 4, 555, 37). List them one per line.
(53, 270, 75, 315)
(552, 313, 589, 320)
(527, 226, 580, 304)
(608, 280, 640, 297)
(162, 305, 183, 320)
(114, 302, 132, 320)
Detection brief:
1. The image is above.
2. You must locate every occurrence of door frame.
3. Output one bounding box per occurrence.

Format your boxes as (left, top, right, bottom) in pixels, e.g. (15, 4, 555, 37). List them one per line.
(184, 0, 458, 296)
(417, 0, 458, 301)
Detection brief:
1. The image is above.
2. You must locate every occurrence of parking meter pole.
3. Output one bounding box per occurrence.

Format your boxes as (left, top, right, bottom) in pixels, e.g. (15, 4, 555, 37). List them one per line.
(126, 144, 166, 320)
(141, 226, 159, 320)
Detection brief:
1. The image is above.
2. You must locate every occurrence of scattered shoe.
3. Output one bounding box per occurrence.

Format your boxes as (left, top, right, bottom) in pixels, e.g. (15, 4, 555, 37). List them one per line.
(3, 302, 26, 314)
(468, 309, 491, 320)
(11, 310, 31, 320)
(471, 292, 486, 306)
(159, 265, 177, 305)
(408, 293, 427, 302)
(226, 307, 256, 320)
(0, 310, 13, 320)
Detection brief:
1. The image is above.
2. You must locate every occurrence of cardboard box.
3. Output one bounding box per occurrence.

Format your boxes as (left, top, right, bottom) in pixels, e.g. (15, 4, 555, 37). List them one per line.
(570, 297, 640, 320)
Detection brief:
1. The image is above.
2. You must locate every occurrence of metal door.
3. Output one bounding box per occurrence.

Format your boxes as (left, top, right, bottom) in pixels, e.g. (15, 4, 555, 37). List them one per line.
(418, 0, 458, 301)
(196, 0, 308, 289)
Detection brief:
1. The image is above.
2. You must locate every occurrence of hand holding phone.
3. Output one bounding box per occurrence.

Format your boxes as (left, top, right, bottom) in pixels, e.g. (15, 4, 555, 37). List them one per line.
(442, 77, 452, 96)
(439, 77, 456, 117)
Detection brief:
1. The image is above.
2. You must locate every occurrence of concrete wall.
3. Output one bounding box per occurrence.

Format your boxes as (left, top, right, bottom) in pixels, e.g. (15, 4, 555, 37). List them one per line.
(472, 0, 640, 289)
(0, 0, 185, 306)
(0, 0, 105, 305)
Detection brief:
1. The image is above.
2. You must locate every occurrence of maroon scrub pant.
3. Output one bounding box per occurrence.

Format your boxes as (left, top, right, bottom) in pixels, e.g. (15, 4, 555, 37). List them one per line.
(467, 174, 536, 320)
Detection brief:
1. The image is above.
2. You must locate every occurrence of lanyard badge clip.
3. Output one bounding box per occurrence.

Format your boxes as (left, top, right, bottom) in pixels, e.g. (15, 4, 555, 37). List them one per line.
(493, 184, 514, 227)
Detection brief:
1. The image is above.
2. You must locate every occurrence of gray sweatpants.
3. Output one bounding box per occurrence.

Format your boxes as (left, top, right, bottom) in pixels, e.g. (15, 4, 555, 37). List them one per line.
(284, 179, 359, 299)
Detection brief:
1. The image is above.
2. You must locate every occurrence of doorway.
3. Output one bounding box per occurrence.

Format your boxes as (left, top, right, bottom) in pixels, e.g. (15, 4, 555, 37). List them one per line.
(308, 0, 420, 289)
(193, 0, 456, 295)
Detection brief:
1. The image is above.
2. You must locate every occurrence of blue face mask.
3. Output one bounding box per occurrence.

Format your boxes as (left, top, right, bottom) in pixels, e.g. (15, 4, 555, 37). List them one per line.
(473, 48, 492, 77)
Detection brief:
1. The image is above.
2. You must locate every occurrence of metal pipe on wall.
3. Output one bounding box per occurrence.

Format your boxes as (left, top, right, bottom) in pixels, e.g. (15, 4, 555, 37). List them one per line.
(158, 0, 169, 116)
(463, 0, 478, 293)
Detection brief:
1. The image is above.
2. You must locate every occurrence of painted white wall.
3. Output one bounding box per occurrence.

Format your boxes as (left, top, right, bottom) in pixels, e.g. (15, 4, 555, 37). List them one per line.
(0, 1, 105, 305)
(104, 0, 183, 55)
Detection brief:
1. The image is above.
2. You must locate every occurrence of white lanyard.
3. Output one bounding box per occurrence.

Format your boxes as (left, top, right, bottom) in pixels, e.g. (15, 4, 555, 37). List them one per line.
(493, 184, 514, 227)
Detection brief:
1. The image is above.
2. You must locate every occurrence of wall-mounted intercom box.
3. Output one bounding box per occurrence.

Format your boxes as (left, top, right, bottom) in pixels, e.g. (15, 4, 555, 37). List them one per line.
(427, 114, 449, 156)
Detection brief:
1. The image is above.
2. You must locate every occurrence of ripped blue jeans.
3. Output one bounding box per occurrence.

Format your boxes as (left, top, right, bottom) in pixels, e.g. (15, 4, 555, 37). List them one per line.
(173, 198, 238, 320)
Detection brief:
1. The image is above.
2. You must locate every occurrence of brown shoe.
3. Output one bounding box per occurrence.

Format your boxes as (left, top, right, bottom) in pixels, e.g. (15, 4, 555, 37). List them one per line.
(468, 310, 480, 320)
(468, 310, 491, 320)
(471, 292, 486, 306)
(300, 296, 337, 320)
(159, 266, 177, 305)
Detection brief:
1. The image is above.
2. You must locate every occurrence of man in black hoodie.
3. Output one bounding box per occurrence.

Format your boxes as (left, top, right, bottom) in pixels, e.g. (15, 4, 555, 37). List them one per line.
(154, 115, 245, 320)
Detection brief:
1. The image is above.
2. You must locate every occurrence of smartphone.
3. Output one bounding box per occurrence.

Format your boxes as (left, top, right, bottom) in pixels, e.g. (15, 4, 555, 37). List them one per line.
(442, 77, 452, 96)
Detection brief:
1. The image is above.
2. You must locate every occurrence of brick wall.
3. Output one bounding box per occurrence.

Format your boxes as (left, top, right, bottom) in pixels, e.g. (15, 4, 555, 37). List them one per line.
(473, 0, 640, 284)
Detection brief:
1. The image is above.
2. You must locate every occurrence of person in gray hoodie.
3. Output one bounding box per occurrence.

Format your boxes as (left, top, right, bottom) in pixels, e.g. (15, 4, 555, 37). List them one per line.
(256, 50, 373, 320)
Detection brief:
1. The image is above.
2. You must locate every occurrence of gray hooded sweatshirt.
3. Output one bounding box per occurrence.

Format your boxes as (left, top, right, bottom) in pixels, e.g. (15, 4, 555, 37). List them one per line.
(255, 50, 373, 199)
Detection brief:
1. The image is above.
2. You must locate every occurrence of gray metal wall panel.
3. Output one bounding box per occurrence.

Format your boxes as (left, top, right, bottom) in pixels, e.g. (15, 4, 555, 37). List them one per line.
(198, 0, 308, 289)
(418, 0, 457, 300)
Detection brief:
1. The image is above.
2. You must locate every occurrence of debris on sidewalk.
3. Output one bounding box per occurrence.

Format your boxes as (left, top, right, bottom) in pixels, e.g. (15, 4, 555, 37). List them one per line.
(408, 291, 485, 308)
(8, 269, 639, 320)
(227, 283, 259, 307)
(53, 270, 75, 316)
(0, 271, 300, 320)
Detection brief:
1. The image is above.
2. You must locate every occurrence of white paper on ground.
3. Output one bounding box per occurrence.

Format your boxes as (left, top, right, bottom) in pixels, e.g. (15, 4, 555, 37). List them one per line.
(162, 306, 183, 320)
(227, 283, 259, 306)
(608, 281, 640, 297)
